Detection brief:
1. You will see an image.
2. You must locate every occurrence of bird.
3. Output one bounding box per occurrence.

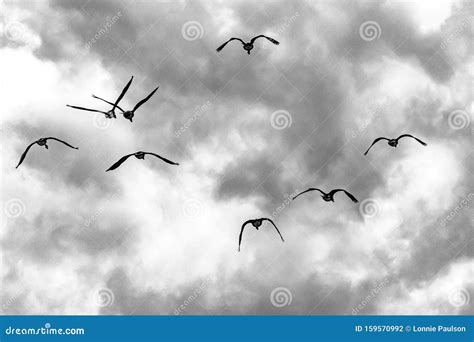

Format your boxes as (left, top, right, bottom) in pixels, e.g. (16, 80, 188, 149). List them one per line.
(238, 218, 284, 252)
(92, 86, 159, 122)
(66, 76, 133, 119)
(16, 137, 78, 168)
(364, 134, 427, 155)
(106, 151, 179, 171)
(292, 188, 359, 203)
(216, 35, 279, 55)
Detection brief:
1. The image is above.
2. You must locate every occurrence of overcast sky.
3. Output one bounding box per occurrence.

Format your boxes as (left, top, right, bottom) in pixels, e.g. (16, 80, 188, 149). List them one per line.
(1, 0, 472, 315)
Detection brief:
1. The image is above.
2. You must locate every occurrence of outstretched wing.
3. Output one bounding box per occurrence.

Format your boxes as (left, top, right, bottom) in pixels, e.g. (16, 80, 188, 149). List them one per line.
(91, 95, 125, 112)
(292, 188, 324, 200)
(397, 134, 427, 146)
(329, 189, 358, 203)
(132, 87, 159, 112)
(216, 37, 244, 52)
(66, 105, 108, 115)
(145, 152, 179, 166)
(238, 220, 253, 252)
(250, 35, 279, 45)
(45, 137, 78, 150)
(106, 153, 135, 172)
(262, 218, 285, 242)
(364, 137, 389, 155)
(16, 141, 36, 168)
(113, 76, 133, 110)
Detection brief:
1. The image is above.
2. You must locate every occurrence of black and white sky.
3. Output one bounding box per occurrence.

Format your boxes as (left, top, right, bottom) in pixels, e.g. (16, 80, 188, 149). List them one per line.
(1, 0, 473, 315)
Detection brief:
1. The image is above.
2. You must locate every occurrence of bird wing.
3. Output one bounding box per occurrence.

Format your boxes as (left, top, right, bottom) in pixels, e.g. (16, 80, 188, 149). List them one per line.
(250, 35, 280, 45)
(16, 141, 36, 168)
(66, 105, 108, 115)
(292, 188, 324, 200)
(216, 38, 244, 52)
(238, 220, 253, 251)
(132, 87, 159, 112)
(329, 189, 358, 203)
(396, 134, 427, 146)
(45, 137, 78, 149)
(113, 76, 133, 109)
(364, 137, 389, 155)
(144, 152, 179, 166)
(91, 95, 125, 112)
(262, 218, 285, 242)
(106, 153, 135, 172)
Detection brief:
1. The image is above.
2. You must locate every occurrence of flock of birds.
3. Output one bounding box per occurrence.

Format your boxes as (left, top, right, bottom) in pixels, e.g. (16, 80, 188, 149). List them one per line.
(14, 34, 428, 252)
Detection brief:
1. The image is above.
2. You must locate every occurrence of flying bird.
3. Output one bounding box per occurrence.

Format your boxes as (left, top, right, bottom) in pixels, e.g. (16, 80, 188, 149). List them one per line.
(292, 188, 358, 203)
(364, 134, 427, 155)
(16, 137, 78, 168)
(216, 35, 279, 55)
(66, 76, 133, 119)
(106, 151, 179, 171)
(92, 86, 159, 122)
(238, 218, 284, 252)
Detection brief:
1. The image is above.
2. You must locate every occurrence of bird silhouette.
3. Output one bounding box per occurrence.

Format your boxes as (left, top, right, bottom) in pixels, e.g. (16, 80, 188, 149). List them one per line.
(364, 134, 427, 155)
(16, 137, 78, 168)
(216, 35, 279, 55)
(238, 218, 284, 251)
(292, 188, 358, 203)
(66, 76, 133, 119)
(106, 151, 179, 171)
(92, 86, 159, 122)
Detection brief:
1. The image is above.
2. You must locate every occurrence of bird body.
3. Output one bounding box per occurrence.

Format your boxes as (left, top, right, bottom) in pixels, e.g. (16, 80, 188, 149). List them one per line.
(217, 35, 279, 54)
(106, 151, 179, 171)
(238, 218, 284, 251)
(16, 137, 78, 168)
(292, 188, 358, 203)
(364, 134, 427, 155)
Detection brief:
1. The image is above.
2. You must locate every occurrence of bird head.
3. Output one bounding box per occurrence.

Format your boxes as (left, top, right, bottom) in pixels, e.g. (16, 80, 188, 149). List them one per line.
(243, 43, 253, 53)
(105, 110, 116, 119)
(322, 194, 332, 202)
(123, 111, 134, 122)
(37, 138, 48, 148)
(252, 219, 262, 230)
(135, 152, 145, 159)
(388, 139, 398, 147)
